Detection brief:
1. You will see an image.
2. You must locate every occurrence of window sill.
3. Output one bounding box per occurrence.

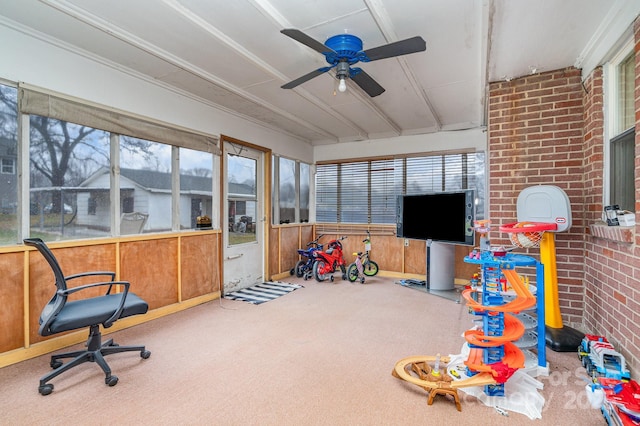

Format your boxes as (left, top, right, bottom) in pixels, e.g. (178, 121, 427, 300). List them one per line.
(590, 222, 635, 244)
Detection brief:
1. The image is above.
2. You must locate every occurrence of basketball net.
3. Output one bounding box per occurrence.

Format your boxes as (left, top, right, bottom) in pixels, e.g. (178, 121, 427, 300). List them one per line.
(503, 222, 547, 248)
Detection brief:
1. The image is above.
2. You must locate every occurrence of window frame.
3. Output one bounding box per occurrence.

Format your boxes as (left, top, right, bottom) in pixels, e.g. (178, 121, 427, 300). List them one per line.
(272, 154, 311, 225)
(604, 37, 635, 212)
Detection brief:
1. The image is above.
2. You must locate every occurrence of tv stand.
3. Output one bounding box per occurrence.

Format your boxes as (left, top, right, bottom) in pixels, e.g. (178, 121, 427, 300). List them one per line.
(427, 241, 456, 291)
(423, 241, 459, 301)
(398, 241, 460, 302)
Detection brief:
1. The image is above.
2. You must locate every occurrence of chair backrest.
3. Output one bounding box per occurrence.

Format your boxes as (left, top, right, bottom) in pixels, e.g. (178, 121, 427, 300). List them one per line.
(24, 238, 67, 291)
(23, 238, 68, 334)
(120, 212, 148, 234)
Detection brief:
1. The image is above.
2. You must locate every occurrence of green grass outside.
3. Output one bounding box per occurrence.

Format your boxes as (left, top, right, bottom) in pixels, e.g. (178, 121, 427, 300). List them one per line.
(0, 213, 77, 245)
(228, 231, 257, 245)
(1, 213, 257, 246)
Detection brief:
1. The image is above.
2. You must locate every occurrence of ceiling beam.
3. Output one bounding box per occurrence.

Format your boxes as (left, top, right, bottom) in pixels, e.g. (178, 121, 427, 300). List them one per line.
(41, 0, 355, 142)
(364, 0, 441, 130)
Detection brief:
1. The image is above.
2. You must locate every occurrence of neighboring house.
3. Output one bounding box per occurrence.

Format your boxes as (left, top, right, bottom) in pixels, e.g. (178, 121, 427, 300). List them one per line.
(0, 137, 17, 214)
(77, 167, 214, 231)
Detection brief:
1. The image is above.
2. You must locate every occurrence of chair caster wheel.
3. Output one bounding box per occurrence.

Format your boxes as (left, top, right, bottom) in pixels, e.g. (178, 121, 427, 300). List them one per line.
(39, 384, 54, 395)
(105, 375, 118, 387)
(141, 350, 151, 359)
(50, 360, 62, 369)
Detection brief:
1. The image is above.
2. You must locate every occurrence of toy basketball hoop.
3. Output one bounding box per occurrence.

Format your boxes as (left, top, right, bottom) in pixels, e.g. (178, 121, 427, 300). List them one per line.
(500, 222, 557, 248)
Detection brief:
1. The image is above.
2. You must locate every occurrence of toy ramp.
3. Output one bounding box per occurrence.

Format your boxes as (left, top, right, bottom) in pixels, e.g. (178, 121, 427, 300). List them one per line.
(464, 313, 525, 347)
(462, 268, 532, 382)
(392, 355, 497, 390)
(464, 341, 525, 380)
(461, 269, 536, 313)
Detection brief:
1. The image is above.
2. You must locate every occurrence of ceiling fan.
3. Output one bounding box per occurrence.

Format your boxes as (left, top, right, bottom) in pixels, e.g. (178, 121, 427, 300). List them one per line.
(280, 29, 426, 97)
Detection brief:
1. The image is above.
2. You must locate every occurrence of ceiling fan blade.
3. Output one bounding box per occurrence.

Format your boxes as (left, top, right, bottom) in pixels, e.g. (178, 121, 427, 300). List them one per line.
(350, 69, 385, 97)
(281, 67, 332, 89)
(281, 29, 335, 55)
(362, 36, 426, 61)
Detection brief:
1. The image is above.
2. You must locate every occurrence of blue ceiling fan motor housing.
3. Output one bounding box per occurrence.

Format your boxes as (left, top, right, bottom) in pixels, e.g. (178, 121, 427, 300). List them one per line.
(323, 34, 368, 65)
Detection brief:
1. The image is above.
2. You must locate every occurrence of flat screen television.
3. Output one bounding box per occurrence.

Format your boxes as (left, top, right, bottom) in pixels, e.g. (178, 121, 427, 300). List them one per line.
(396, 189, 475, 245)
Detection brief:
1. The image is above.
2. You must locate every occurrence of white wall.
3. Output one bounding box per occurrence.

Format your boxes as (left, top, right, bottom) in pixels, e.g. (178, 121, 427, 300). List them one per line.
(0, 23, 313, 164)
(313, 128, 487, 162)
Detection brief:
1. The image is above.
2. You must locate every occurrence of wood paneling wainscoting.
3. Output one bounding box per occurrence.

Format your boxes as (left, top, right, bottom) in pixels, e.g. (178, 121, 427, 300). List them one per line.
(270, 223, 478, 282)
(1, 225, 477, 367)
(269, 224, 315, 278)
(0, 230, 221, 368)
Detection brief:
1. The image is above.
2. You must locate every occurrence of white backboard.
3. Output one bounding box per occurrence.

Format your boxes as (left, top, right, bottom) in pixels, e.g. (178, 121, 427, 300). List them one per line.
(517, 185, 572, 232)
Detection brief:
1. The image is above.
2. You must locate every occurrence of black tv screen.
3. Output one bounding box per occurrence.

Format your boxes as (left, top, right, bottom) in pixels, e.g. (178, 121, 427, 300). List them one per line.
(396, 190, 475, 245)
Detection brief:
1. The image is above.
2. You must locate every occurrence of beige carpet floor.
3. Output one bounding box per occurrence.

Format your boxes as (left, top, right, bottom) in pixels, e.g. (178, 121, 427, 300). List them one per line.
(0, 275, 604, 425)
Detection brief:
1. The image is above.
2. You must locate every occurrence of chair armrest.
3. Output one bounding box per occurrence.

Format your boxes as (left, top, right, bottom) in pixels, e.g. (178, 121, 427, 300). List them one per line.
(65, 271, 117, 294)
(61, 280, 131, 328)
(65, 271, 116, 281)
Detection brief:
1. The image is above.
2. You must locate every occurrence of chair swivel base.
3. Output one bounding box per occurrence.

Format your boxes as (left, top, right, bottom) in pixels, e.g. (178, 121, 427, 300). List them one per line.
(39, 324, 151, 395)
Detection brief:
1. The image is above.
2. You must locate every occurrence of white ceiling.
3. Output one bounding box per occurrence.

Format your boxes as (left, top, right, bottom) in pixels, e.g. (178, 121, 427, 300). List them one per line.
(0, 0, 635, 146)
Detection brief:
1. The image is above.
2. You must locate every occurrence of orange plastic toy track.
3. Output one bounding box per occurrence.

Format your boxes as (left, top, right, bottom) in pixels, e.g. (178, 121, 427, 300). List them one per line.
(464, 313, 525, 347)
(461, 269, 536, 313)
(464, 341, 526, 373)
(392, 355, 497, 390)
(461, 268, 532, 383)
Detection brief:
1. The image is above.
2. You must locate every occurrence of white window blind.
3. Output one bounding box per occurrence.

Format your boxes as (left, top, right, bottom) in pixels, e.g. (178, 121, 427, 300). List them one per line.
(316, 163, 338, 222)
(316, 152, 484, 224)
(18, 85, 220, 155)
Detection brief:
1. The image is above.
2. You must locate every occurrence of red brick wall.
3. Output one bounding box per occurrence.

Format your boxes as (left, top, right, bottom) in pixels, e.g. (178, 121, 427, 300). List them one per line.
(487, 67, 586, 326)
(488, 17, 640, 376)
(582, 18, 640, 376)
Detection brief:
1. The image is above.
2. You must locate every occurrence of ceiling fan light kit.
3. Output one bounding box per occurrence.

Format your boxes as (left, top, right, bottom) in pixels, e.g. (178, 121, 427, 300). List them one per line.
(281, 29, 426, 97)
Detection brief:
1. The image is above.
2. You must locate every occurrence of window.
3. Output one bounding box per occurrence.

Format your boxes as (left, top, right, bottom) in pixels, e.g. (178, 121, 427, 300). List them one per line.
(279, 157, 296, 223)
(228, 154, 256, 244)
(300, 162, 310, 222)
(327, 159, 395, 224)
(180, 147, 213, 229)
(316, 163, 337, 223)
(607, 40, 636, 212)
(316, 152, 485, 224)
(1, 158, 15, 174)
(1, 85, 219, 244)
(272, 155, 311, 224)
(0, 84, 18, 243)
(29, 116, 111, 241)
(120, 137, 172, 233)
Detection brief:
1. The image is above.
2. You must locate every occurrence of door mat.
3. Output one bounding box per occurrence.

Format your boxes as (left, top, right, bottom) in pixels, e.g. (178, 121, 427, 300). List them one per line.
(224, 282, 303, 305)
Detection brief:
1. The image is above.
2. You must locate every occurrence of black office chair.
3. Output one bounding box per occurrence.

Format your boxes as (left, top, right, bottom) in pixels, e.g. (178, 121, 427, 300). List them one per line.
(24, 238, 151, 395)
